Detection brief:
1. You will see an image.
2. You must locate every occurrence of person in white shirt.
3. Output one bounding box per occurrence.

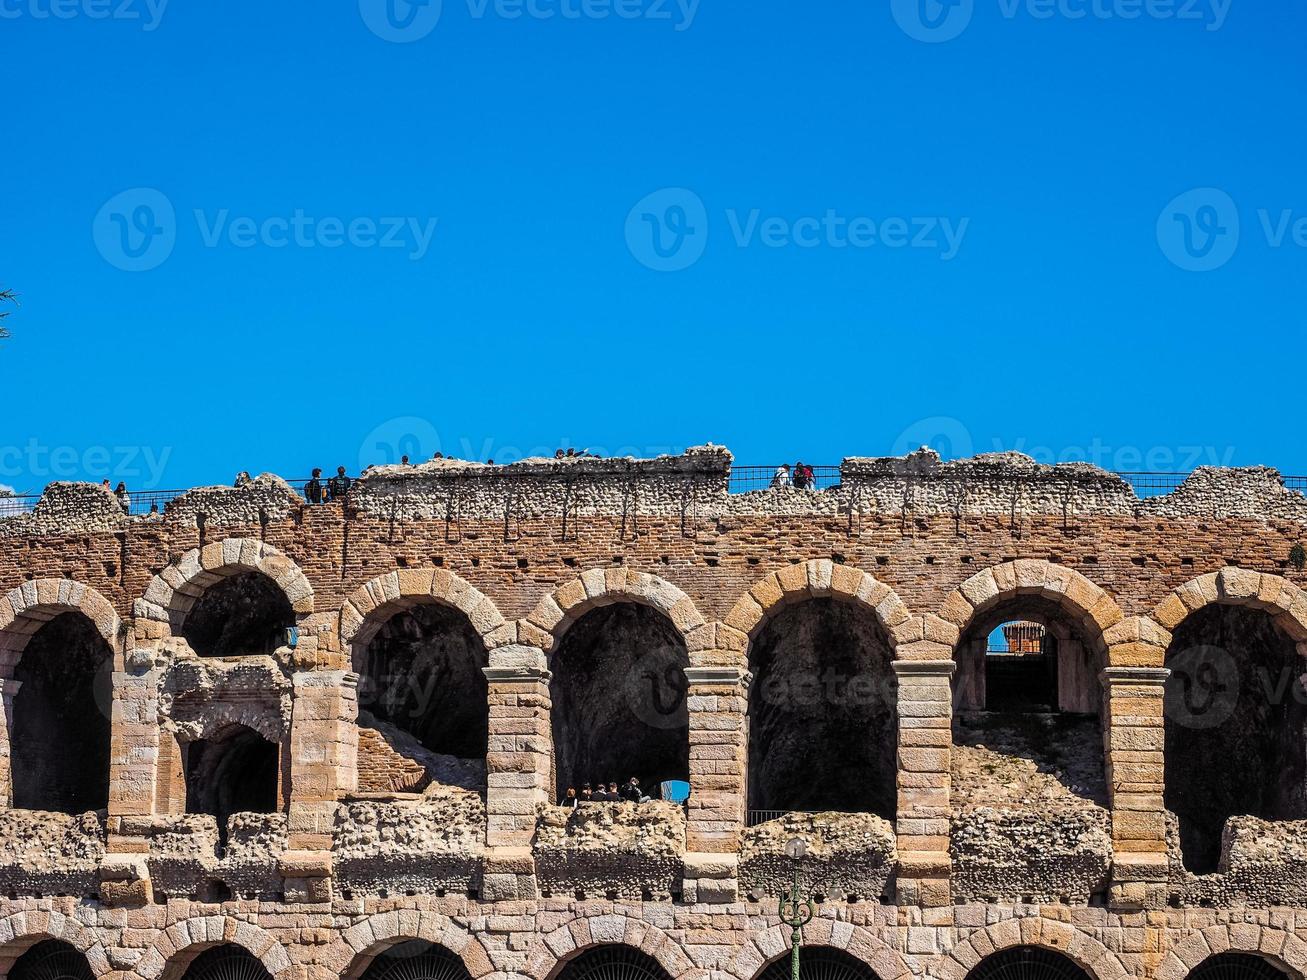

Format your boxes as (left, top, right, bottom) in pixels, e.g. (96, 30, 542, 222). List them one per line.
(771, 464, 791, 489)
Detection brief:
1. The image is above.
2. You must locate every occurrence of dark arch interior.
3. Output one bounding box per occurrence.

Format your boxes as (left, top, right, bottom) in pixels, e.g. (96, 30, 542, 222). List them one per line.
(8, 940, 94, 980)
(1165, 604, 1307, 874)
(357, 603, 488, 759)
(554, 946, 670, 980)
(11, 612, 112, 814)
(755, 946, 883, 980)
(358, 942, 473, 980)
(550, 604, 689, 797)
(747, 598, 897, 818)
(1188, 953, 1293, 980)
(179, 944, 274, 980)
(185, 725, 279, 845)
(964, 947, 1092, 980)
(182, 571, 294, 658)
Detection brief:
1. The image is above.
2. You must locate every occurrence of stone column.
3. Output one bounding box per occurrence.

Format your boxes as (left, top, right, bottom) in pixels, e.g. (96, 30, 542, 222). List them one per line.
(1101, 665, 1170, 907)
(281, 670, 358, 904)
(892, 659, 955, 908)
(482, 645, 553, 901)
(102, 644, 161, 906)
(682, 665, 749, 904)
(0, 678, 21, 807)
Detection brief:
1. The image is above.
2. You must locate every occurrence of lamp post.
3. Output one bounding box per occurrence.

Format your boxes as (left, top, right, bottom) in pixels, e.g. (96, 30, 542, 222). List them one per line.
(779, 838, 815, 980)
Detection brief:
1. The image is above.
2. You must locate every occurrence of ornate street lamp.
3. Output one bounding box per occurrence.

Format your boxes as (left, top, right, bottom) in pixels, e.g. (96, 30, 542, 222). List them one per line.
(779, 837, 816, 980)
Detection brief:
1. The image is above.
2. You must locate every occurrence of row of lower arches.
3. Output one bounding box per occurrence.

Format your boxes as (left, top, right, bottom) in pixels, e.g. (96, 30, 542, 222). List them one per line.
(4, 943, 1295, 980)
(7, 576, 1306, 874)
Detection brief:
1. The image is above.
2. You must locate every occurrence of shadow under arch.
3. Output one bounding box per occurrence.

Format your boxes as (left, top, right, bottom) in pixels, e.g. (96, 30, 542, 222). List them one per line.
(349, 942, 473, 980)
(1187, 954, 1298, 980)
(166, 945, 272, 980)
(549, 600, 689, 796)
(752, 947, 886, 980)
(965, 948, 1092, 980)
(5, 940, 94, 980)
(547, 946, 672, 980)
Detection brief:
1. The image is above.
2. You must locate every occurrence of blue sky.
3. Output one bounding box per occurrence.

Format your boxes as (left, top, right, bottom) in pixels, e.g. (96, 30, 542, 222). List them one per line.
(3, 0, 1305, 493)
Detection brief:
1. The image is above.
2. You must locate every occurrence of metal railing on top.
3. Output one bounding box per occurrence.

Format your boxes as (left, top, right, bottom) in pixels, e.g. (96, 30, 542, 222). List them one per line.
(2, 467, 1306, 519)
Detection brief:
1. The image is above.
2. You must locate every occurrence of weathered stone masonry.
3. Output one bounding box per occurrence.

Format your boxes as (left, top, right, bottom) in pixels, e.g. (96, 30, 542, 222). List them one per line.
(2, 448, 1307, 980)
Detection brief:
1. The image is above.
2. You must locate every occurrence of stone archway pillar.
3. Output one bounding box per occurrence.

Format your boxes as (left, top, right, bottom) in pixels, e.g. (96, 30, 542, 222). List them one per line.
(280, 669, 359, 904)
(481, 645, 553, 901)
(682, 664, 749, 904)
(0, 678, 21, 807)
(1101, 665, 1170, 907)
(892, 658, 955, 908)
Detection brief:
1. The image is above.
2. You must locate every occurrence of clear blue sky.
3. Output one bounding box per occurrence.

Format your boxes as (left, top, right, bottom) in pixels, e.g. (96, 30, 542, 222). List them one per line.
(4, 0, 1305, 493)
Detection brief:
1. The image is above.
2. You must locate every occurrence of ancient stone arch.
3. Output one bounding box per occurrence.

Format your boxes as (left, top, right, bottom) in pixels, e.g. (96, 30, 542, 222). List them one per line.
(728, 921, 911, 980)
(140, 917, 292, 980)
(523, 568, 706, 656)
(722, 559, 913, 656)
(0, 578, 122, 669)
(134, 538, 313, 638)
(334, 909, 496, 980)
(934, 559, 1147, 666)
(522, 914, 697, 980)
(940, 920, 1128, 980)
(340, 568, 509, 652)
(0, 910, 110, 978)
(1155, 924, 1307, 980)
(1153, 566, 1307, 644)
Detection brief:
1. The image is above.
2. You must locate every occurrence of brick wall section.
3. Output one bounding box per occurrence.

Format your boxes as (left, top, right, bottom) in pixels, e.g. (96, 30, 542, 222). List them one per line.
(1, 452, 1307, 916)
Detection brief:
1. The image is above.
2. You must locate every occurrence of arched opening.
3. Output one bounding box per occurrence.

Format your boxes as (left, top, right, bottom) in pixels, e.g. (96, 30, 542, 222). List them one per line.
(355, 603, 488, 780)
(177, 945, 273, 980)
(952, 597, 1106, 804)
(1188, 953, 1294, 980)
(549, 604, 689, 798)
(754, 947, 882, 980)
(184, 725, 279, 845)
(7, 940, 95, 980)
(964, 947, 1092, 980)
(747, 598, 896, 819)
(10, 612, 112, 813)
(552, 946, 670, 980)
(356, 941, 474, 980)
(181, 571, 294, 658)
(1164, 603, 1307, 874)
